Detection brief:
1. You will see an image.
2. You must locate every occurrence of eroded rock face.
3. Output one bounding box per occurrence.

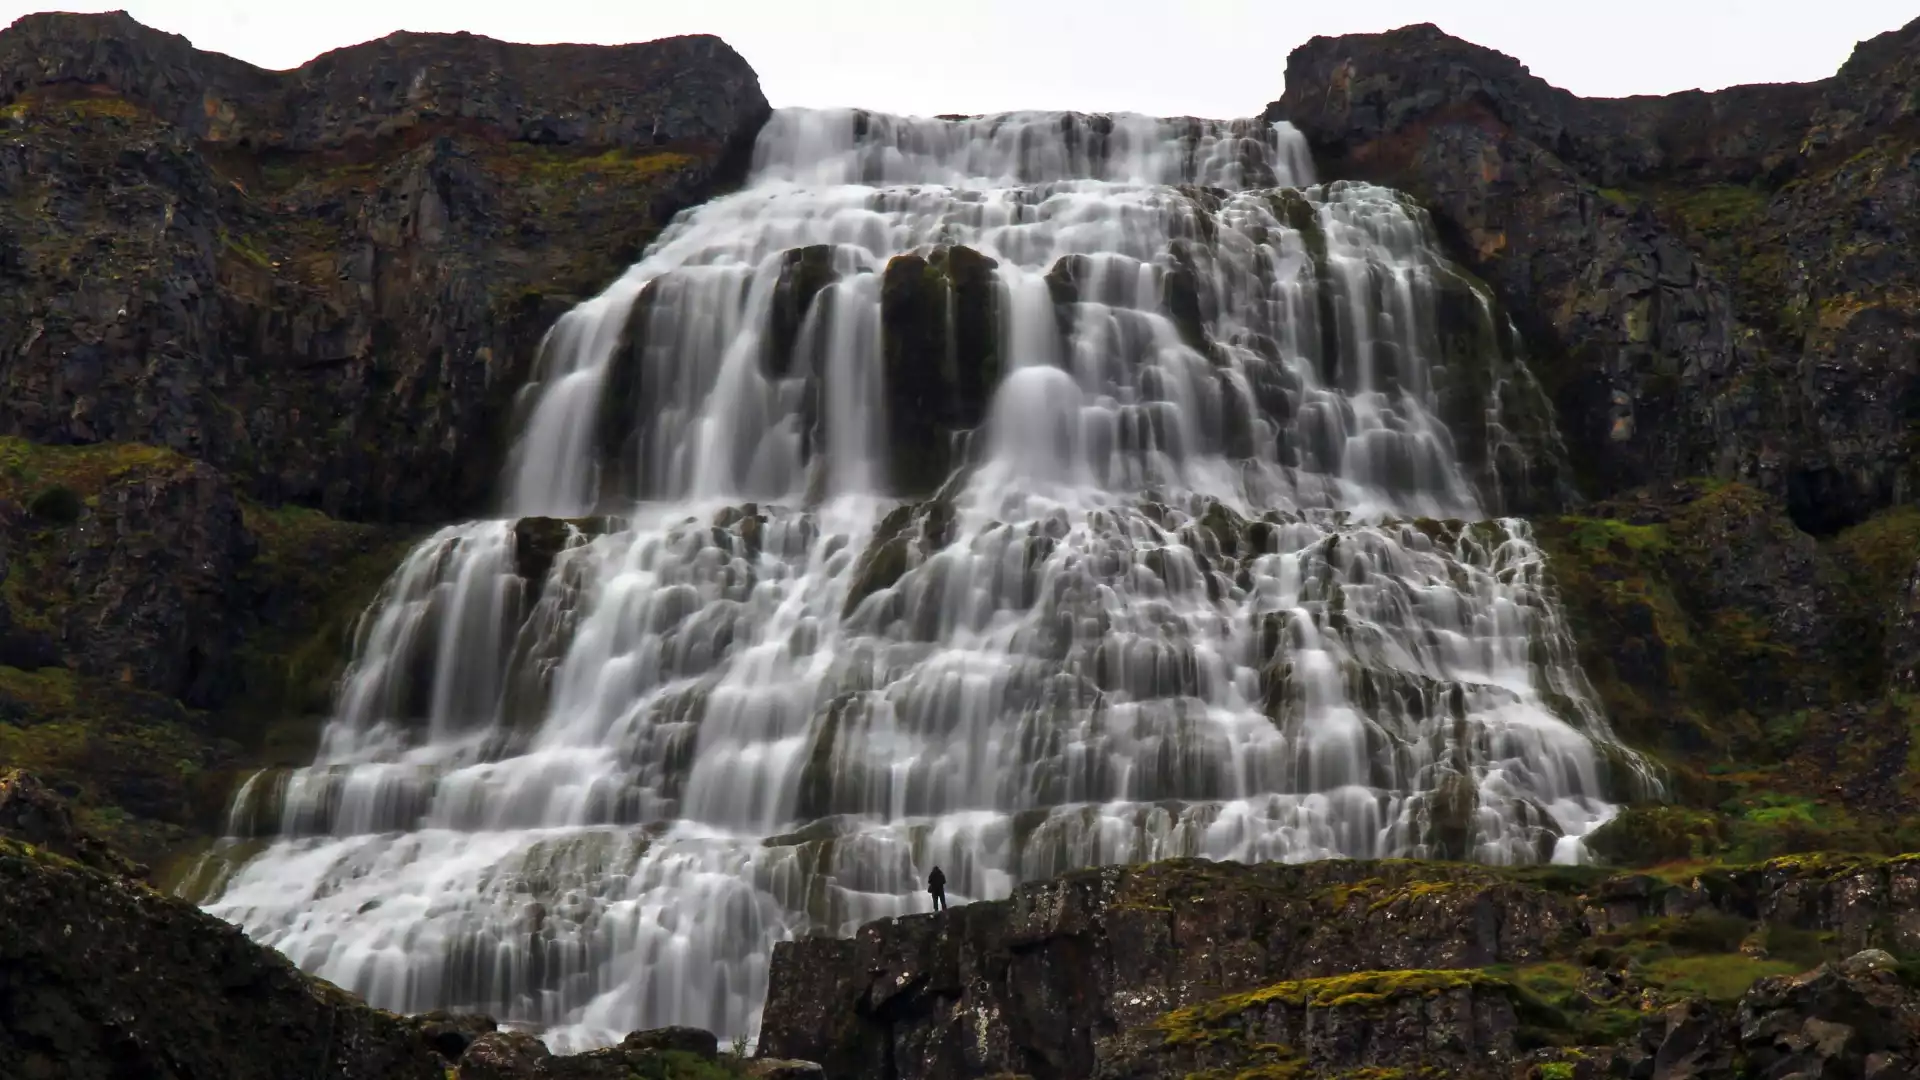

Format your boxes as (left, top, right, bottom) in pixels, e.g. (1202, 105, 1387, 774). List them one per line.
(757, 855, 1920, 1080)
(0, 11, 770, 524)
(1274, 17, 1920, 531)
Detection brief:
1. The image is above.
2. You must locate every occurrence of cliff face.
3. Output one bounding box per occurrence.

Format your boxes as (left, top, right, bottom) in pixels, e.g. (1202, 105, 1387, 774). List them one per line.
(0, 11, 768, 866)
(758, 857, 1920, 1080)
(1274, 17, 1919, 536)
(0, 10, 769, 523)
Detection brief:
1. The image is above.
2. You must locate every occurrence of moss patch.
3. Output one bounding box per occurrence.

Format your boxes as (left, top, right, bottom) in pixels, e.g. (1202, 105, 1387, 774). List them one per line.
(1156, 969, 1509, 1045)
(229, 501, 413, 729)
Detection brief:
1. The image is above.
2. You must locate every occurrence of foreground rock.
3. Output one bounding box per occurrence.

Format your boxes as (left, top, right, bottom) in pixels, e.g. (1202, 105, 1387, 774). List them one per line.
(0, 780, 818, 1078)
(759, 855, 1920, 1079)
(0, 10, 769, 524)
(0, 827, 451, 1079)
(1275, 17, 1920, 534)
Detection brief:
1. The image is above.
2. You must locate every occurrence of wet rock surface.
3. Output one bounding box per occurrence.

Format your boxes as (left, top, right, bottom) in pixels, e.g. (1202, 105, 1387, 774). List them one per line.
(1275, 17, 1920, 531)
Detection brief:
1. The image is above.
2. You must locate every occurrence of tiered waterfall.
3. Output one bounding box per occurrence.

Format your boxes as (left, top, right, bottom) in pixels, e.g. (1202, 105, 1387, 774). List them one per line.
(192, 109, 1658, 1049)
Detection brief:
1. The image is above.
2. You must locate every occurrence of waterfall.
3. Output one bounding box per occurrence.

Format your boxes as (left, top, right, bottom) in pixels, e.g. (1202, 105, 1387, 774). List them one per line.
(193, 109, 1657, 1049)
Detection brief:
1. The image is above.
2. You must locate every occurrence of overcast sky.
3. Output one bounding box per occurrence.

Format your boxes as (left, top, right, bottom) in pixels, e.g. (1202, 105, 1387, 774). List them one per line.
(5, 1, 1913, 118)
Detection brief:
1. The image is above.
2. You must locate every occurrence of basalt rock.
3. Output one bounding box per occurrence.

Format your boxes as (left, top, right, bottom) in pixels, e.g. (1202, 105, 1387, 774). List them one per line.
(881, 246, 1002, 495)
(0, 832, 450, 1080)
(1540, 484, 1920, 850)
(0, 782, 807, 1079)
(0, 436, 419, 865)
(0, 767, 143, 878)
(0, 10, 770, 524)
(1274, 17, 1920, 531)
(757, 854, 1920, 1080)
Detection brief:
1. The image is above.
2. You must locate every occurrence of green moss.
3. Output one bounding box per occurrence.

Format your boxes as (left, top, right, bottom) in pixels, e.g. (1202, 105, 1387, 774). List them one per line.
(0, 90, 150, 124)
(1539, 1064, 1576, 1080)
(0, 680, 233, 863)
(1834, 506, 1920, 602)
(1363, 879, 1467, 911)
(0, 665, 79, 713)
(230, 500, 414, 730)
(1585, 805, 1728, 865)
(218, 228, 273, 269)
(627, 1049, 753, 1079)
(1156, 969, 1508, 1045)
(1641, 953, 1800, 1001)
(485, 146, 698, 185)
(0, 437, 188, 495)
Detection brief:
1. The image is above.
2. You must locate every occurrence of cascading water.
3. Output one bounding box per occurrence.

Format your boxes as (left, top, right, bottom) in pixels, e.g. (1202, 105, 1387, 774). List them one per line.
(192, 108, 1658, 1049)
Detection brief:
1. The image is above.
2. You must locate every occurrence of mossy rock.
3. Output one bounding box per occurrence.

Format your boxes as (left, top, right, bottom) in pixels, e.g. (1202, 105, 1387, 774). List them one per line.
(1584, 805, 1729, 866)
(767, 244, 839, 378)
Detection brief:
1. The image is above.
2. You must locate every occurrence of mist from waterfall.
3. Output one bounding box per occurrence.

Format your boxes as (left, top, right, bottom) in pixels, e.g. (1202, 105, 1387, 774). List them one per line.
(191, 108, 1656, 1049)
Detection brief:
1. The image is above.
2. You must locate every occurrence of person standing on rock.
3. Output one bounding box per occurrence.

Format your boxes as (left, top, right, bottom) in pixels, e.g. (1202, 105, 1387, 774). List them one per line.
(927, 865, 947, 912)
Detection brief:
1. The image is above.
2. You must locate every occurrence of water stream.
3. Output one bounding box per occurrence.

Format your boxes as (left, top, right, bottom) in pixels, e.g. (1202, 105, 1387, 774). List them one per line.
(192, 109, 1656, 1048)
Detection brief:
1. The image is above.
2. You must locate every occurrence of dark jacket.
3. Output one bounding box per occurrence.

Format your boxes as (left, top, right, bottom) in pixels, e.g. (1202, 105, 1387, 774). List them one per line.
(927, 867, 946, 892)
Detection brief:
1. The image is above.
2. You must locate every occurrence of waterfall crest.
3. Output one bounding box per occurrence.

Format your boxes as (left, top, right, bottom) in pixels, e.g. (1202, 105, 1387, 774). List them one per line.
(194, 108, 1656, 1049)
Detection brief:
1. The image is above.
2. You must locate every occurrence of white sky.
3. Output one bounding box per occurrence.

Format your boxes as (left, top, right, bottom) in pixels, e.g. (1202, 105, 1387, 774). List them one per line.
(4, 1, 1913, 118)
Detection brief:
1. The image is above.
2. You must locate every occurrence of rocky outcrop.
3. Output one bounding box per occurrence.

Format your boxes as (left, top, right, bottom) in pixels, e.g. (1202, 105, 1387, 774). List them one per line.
(0, 828, 451, 1079)
(1274, 17, 1920, 533)
(757, 854, 1920, 1080)
(880, 245, 1003, 495)
(0, 781, 815, 1078)
(1538, 483, 1920, 855)
(0, 8, 767, 864)
(0, 10, 769, 524)
(0, 767, 143, 878)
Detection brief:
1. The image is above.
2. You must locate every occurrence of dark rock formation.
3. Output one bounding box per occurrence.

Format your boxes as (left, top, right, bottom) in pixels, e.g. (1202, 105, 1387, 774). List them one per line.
(0, 7, 767, 866)
(0, 830, 450, 1080)
(1539, 483, 1920, 853)
(0, 767, 143, 878)
(1274, 17, 1920, 532)
(0, 10, 769, 524)
(759, 855, 1920, 1080)
(0, 780, 812, 1078)
(0, 436, 412, 866)
(881, 246, 1002, 495)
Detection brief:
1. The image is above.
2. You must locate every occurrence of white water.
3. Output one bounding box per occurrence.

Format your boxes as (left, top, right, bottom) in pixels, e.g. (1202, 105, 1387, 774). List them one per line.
(194, 109, 1656, 1049)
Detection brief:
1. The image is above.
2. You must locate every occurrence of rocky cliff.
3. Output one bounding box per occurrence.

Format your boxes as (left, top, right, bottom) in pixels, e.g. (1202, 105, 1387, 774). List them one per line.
(759, 856, 1920, 1079)
(1273, 17, 1919, 536)
(0, 10, 769, 867)
(0, 10, 768, 523)
(1259, 11, 1920, 884)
